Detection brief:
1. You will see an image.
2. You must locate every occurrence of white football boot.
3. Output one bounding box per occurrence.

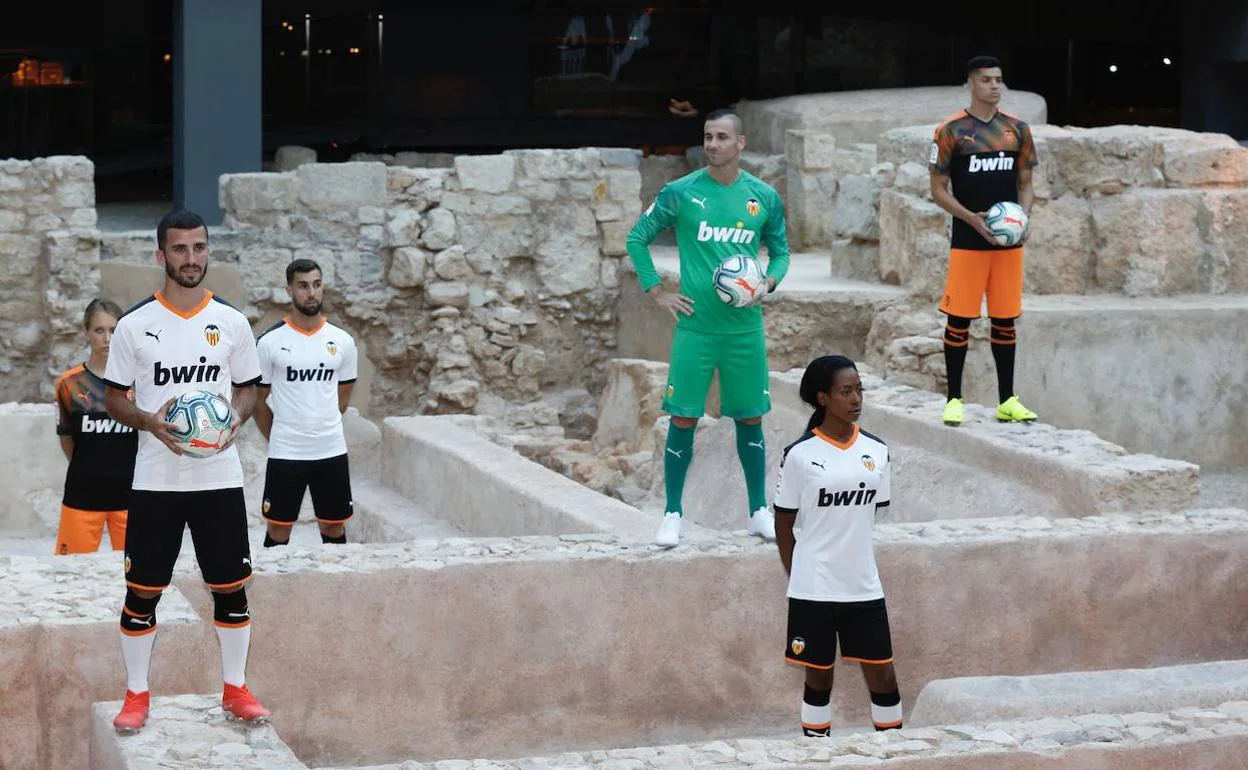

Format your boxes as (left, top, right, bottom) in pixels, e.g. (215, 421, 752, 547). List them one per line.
(655, 511, 682, 547)
(747, 506, 776, 541)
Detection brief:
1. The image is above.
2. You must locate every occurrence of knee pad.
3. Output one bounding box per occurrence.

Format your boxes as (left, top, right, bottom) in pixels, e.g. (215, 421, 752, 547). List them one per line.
(212, 588, 250, 627)
(119, 588, 161, 635)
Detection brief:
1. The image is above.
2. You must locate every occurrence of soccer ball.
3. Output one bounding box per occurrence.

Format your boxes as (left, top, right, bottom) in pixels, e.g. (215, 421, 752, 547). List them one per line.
(713, 255, 766, 308)
(984, 201, 1029, 247)
(165, 390, 234, 458)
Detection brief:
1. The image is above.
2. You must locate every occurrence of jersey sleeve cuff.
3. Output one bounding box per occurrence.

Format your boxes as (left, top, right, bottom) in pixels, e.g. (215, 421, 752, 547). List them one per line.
(101, 377, 130, 391)
(875, 501, 890, 509)
(233, 375, 263, 388)
(258, 381, 271, 388)
(56, 425, 73, 436)
(774, 505, 799, 514)
(338, 378, 357, 385)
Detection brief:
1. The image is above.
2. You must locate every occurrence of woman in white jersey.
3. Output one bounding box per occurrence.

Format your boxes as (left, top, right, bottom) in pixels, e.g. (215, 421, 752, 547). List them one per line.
(773, 355, 903, 736)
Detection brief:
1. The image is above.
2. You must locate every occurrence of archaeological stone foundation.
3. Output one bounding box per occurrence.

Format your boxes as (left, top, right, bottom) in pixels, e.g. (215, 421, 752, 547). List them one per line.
(1, 85, 1247, 769)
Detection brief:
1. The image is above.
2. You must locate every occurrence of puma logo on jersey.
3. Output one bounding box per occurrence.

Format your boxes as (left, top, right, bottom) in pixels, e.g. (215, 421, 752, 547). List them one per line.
(968, 152, 1015, 173)
(286, 363, 335, 382)
(80, 415, 135, 434)
(154, 357, 221, 386)
(666, 448, 683, 458)
(810, 459, 826, 470)
(747, 440, 765, 451)
(144, 330, 162, 343)
(696, 220, 756, 244)
(817, 482, 876, 507)
(690, 195, 707, 209)
(280, 346, 291, 353)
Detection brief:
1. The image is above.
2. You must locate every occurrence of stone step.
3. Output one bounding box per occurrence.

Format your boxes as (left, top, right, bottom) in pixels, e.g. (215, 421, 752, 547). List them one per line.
(89, 694, 305, 770)
(351, 477, 467, 542)
(911, 659, 1248, 727)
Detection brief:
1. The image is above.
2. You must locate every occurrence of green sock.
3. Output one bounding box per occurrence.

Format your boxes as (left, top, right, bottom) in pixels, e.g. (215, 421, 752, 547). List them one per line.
(663, 421, 696, 516)
(735, 421, 767, 514)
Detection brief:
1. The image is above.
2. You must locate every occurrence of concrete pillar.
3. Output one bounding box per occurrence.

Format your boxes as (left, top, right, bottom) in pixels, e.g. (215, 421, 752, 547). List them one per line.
(173, 0, 262, 224)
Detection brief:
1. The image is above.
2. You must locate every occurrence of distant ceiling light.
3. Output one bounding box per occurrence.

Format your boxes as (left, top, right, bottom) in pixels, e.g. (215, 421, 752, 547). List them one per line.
(162, 53, 171, 62)
(1108, 64, 1118, 73)
(378, 14, 384, 20)
(325, 48, 332, 54)
(1163, 57, 1172, 65)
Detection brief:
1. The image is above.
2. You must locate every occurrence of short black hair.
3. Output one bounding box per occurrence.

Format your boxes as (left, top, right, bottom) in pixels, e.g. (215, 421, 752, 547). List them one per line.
(967, 55, 1002, 77)
(156, 210, 208, 251)
(704, 108, 744, 135)
(286, 258, 322, 284)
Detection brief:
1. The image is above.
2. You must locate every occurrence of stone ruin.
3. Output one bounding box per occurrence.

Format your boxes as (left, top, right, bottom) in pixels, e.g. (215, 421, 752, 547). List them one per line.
(1, 85, 1248, 769)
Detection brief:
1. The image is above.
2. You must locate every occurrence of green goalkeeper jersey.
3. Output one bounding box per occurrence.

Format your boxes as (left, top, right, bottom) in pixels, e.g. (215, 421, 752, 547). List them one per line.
(626, 167, 792, 335)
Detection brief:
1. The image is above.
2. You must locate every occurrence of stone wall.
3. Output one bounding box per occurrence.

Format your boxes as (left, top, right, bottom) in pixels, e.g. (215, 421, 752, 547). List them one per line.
(1, 150, 643, 416)
(0, 157, 100, 401)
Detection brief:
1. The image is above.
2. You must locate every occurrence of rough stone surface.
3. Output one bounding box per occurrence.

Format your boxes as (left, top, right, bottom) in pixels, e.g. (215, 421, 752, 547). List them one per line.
(273, 145, 317, 171)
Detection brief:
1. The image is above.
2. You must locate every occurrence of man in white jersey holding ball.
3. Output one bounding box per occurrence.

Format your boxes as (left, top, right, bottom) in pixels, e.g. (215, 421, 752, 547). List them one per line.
(254, 258, 358, 547)
(103, 210, 271, 734)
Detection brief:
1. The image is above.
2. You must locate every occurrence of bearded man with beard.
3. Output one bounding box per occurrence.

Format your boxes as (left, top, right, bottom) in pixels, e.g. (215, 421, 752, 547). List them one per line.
(253, 258, 359, 547)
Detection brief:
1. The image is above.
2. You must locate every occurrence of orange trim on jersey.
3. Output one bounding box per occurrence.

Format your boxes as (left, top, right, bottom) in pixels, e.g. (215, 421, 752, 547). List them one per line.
(120, 625, 157, 637)
(813, 425, 859, 451)
(841, 655, 895, 665)
(283, 316, 326, 337)
(934, 109, 969, 131)
(214, 619, 251, 629)
(125, 581, 169, 592)
(785, 657, 834, 671)
(262, 518, 295, 527)
(205, 575, 252, 590)
(154, 290, 214, 319)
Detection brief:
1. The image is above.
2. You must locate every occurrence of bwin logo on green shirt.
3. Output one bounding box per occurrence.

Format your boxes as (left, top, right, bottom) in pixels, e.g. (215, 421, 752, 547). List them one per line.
(696, 220, 756, 245)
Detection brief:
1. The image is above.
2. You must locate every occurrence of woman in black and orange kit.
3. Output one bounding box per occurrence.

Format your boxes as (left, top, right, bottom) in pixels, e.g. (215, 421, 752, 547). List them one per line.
(53, 299, 138, 554)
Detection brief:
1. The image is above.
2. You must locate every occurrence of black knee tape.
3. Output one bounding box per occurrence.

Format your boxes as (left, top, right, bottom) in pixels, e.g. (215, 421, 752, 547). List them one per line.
(321, 532, 347, 544)
(944, 315, 972, 346)
(870, 689, 901, 707)
(212, 588, 250, 625)
(120, 588, 160, 633)
(803, 684, 832, 707)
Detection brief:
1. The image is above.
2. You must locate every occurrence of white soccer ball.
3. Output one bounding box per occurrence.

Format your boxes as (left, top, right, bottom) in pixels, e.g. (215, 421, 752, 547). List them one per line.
(165, 390, 234, 458)
(712, 254, 766, 308)
(985, 201, 1029, 247)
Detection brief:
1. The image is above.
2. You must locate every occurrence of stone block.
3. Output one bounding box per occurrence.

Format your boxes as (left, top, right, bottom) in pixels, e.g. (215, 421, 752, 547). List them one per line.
(386, 209, 423, 247)
(785, 168, 838, 250)
(784, 130, 837, 170)
(591, 358, 670, 454)
(876, 125, 935, 169)
(828, 238, 880, 283)
(1091, 189, 1211, 295)
(297, 162, 387, 208)
(1205, 190, 1248, 292)
(274, 145, 316, 171)
(0, 209, 25, 232)
(599, 221, 630, 257)
(220, 172, 297, 213)
(1159, 131, 1248, 188)
(878, 189, 949, 295)
(508, 148, 598, 180)
(1039, 125, 1165, 197)
(604, 168, 642, 204)
(833, 173, 883, 241)
(55, 180, 94, 209)
(595, 147, 643, 168)
(420, 207, 457, 251)
(388, 246, 428, 288)
(894, 161, 930, 198)
(1024, 195, 1095, 294)
(640, 155, 689, 210)
(426, 281, 469, 307)
(433, 244, 472, 281)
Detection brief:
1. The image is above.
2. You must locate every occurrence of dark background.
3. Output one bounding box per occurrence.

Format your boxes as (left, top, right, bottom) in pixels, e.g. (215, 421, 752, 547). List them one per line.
(0, 0, 1241, 203)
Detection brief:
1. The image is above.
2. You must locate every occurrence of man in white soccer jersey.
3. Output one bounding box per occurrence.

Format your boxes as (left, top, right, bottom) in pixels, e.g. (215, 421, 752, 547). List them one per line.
(102, 210, 272, 733)
(254, 258, 358, 546)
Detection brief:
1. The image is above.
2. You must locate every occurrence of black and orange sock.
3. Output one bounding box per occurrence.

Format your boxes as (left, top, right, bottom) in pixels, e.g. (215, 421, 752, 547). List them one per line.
(870, 689, 903, 730)
(990, 317, 1017, 403)
(942, 316, 972, 400)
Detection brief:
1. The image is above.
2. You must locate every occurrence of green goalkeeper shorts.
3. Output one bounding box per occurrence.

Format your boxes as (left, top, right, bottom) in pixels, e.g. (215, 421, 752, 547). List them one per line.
(662, 326, 771, 420)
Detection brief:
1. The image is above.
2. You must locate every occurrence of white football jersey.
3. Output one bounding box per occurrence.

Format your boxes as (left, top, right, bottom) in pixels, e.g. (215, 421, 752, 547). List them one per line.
(256, 317, 358, 461)
(773, 425, 891, 602)
(103, 291, 262, 491)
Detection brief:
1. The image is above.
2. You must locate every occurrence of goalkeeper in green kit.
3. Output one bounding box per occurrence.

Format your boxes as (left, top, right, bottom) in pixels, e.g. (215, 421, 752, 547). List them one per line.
(626, 108, 792, 547)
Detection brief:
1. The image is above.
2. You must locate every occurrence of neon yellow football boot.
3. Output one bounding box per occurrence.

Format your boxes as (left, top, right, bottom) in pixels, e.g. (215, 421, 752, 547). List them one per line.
(942, 398, 964, 426)
(996, 395, 1038, 423)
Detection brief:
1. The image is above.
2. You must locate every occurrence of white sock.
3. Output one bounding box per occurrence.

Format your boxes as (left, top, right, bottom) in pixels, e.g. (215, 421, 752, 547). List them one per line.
(215, 623, 251, 687)
(120, 629, 156, 693)
(871, 700, 903, 729)
(801, 699, 832, 731)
